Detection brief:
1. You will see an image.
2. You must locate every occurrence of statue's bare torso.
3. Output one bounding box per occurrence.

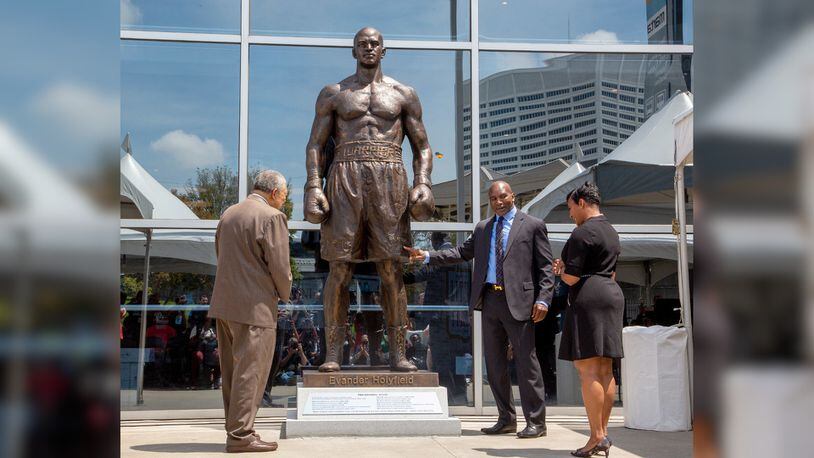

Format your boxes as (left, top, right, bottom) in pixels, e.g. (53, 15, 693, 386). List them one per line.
(319, 75, 416, 145)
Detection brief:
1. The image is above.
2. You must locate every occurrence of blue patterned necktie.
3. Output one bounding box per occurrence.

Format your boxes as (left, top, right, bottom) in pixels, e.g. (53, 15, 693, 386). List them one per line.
(495, 216, 505, 287)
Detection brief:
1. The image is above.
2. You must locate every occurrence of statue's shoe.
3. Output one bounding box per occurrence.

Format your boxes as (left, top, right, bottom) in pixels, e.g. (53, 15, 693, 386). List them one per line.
(318, 361, 341, 372)
(390, 359, 418, 372)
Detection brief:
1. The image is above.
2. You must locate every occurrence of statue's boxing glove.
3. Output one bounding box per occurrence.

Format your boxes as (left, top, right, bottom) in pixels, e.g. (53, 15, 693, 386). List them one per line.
(408, 183, 435, 221)
(304, 186, 330, 224)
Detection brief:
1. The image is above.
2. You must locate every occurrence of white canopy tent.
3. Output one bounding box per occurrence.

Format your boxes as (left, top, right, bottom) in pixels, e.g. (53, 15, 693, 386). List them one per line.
(120, 135, 198, 220)
(521, 161, 587, 220)
(0, 122, 107, 277)
(523, 91, 694, 226)
(673, 101, 694, 406)
(121, 229, 216, 274)
(120, 134, 207, 404)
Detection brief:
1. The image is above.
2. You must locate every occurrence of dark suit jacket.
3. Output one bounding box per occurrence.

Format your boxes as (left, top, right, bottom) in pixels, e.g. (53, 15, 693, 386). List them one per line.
(428, 209, 555, 322)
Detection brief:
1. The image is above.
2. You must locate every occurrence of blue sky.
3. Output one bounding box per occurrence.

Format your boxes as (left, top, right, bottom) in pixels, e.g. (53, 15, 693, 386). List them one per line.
(0, 2, 119, 175)
(121, 41, 240, 191)
(479, 0, 692, 44)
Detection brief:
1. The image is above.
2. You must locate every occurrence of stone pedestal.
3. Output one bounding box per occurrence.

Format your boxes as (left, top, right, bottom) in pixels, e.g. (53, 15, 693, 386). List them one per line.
(282, 369, 460, 438)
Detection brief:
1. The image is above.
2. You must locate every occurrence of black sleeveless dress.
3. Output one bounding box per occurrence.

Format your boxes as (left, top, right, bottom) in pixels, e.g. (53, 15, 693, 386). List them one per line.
(558, 215, 624, 361)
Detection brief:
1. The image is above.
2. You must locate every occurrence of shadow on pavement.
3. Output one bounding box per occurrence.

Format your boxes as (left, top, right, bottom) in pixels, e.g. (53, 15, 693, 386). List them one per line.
(561, 424, 692, 458)
(474, 448, 574, 457)
(131, 443, 225, 453)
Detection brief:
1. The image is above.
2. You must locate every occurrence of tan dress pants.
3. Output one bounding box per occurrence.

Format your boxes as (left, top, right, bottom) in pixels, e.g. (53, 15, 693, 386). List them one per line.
(216, 319, 277, 445)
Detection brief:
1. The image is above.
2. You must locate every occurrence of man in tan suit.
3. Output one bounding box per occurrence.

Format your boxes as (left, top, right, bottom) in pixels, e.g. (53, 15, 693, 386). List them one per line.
(209, 170, 292, 453)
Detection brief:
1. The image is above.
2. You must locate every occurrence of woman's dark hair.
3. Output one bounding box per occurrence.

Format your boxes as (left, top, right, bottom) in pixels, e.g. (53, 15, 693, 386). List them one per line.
(567, 182, 601, 206)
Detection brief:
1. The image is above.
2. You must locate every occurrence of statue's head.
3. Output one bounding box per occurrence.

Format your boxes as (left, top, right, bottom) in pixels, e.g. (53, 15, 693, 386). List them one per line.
(352, 27, 385, 69)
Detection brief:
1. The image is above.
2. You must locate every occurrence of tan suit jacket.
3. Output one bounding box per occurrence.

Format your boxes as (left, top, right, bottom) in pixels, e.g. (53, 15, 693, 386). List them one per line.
(209, 195, 292, 328)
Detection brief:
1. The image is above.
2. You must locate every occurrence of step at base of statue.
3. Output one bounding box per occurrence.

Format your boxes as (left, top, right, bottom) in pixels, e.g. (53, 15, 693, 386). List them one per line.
(281, 384, 460, 438)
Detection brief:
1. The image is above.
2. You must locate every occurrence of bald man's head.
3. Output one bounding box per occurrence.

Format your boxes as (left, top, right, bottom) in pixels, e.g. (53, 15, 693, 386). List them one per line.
(488, 181, 515, 217)
(354, 27, 383, 44)
(352, 27, 386, 68)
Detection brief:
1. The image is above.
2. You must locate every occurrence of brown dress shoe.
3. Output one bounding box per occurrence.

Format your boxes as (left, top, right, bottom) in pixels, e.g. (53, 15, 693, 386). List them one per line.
(225, 438, 278, 453)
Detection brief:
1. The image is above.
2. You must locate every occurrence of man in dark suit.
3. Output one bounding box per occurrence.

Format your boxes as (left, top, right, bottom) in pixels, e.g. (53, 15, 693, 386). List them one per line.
(405, 181, 555, 438)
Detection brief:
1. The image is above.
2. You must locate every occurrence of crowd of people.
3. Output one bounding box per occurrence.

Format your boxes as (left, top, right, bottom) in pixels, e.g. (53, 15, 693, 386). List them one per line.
(120, 294, 222, 390)
(120, 290, 463, 395)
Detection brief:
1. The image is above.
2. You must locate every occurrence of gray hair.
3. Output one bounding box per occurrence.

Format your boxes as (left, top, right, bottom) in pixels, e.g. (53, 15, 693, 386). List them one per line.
(252, 170, 287, 194)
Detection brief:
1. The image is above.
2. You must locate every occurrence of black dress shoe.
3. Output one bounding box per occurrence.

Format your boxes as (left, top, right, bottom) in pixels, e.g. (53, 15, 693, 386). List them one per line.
(517, 424, 547, 438)
(480, 421, 517, 435)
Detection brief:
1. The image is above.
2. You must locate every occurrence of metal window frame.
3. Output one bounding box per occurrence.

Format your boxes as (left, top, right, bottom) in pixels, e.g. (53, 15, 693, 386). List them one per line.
(119, 0, 693, 416)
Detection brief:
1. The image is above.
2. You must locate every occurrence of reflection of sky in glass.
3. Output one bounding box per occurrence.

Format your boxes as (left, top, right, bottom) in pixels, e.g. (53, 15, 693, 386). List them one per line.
(249, 46, 470, 220)
(121, 41, 240, 193)
(121, 0, 240, 34)
(479, 0, 692, 44)
(474, 51, 691, 219)
(251, 0, 470, 41)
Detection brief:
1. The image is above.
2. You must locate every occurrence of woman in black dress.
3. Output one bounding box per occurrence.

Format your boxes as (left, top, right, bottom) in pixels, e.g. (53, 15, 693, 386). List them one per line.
(553, 183, 622, 457)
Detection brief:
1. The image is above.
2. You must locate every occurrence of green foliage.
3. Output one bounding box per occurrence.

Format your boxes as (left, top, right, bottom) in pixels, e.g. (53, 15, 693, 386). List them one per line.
(121, 274, 147, 302)
(174, 165, 238, 219)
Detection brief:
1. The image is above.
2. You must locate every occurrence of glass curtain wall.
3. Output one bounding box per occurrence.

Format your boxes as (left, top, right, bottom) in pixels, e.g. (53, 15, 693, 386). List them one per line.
(120, 0, 692, 413)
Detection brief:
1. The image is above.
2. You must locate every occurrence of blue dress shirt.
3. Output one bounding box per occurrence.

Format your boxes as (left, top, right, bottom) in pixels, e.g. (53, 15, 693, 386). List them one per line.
(486, 206, 516, 284)
(423, 205, 548, 309)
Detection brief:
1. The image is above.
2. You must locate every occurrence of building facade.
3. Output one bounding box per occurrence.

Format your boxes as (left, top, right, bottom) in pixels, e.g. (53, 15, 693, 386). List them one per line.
(120, 0, 693, 416)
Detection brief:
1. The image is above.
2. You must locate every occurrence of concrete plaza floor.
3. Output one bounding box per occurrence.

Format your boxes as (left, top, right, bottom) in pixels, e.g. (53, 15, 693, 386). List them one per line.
(121, 409, 691, 457)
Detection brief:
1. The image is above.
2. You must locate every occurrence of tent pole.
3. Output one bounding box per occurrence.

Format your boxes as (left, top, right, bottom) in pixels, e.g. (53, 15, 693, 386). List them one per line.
(675, 165, 694, 413)
(136, 229, 152, 405)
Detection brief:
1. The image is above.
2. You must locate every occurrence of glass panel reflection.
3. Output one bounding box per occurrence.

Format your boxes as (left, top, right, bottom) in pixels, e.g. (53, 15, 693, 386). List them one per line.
(479, 0, 692, 45)
(120, 228, 220, 409)
(121, 0, 241, 34)
(249, 46, 472, 222)
(121, 41, 240, 219)
(120, 229, 473, 408)
(251, 0, 469, 41)
(476, 52, 692, 225)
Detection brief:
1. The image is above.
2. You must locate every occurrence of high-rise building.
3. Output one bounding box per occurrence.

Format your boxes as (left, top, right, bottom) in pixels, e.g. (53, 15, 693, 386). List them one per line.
(463, 54, 651, 175)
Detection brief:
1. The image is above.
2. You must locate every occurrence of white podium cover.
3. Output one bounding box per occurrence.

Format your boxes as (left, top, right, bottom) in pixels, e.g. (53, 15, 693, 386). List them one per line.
(622, 326, 691, 431)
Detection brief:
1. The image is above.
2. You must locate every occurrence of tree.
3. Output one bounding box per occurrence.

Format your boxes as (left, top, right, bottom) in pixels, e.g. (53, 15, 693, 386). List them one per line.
(173, 166, 238, 219)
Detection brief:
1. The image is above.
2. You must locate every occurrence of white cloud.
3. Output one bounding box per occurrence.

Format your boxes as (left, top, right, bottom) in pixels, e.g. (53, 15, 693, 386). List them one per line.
(121, 0, 143, 24)
(576, 29, 621, 44)
(28, 81, 118, 143)
(150, 130, 225, 168)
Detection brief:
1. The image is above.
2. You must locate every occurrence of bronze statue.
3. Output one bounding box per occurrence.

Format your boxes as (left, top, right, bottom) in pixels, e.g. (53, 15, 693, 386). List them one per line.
(304, 27, 435, 372)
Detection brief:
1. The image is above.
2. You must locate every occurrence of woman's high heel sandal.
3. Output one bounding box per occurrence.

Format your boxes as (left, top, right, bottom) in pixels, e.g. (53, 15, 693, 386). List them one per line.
(570, 437, 612, 457)
(594, 436, 612, 457)
(570, 445, 598, 457)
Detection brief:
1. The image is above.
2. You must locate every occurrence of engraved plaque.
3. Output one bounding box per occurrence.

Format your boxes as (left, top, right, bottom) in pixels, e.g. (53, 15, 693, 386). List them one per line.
(303, 391, 443, 415)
